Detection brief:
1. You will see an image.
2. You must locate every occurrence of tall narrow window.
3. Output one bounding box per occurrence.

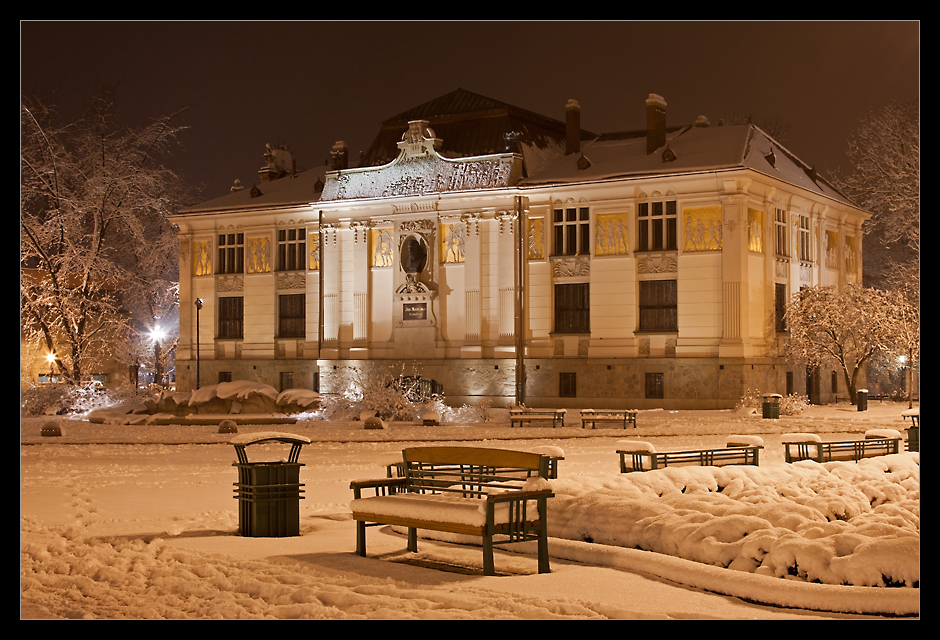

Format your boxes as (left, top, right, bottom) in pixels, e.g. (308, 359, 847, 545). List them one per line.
(277, 227, 306, 271)
(798, 214, 811, 262)
(774, 208, 789, 257)
(775, 283, 788, 332)
(638, 280, 677, 331)
(218, 297, 243, 339)
(217, 233, 244, 274)
(278, 293, 305, 338)
(637, 200, 677, 251)
(553, 206, 590, 255)
(554, 283, 590, 333)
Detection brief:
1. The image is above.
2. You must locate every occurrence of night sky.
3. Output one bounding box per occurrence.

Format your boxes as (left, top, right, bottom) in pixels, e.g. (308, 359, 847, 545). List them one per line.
(21, 21, 919, 203)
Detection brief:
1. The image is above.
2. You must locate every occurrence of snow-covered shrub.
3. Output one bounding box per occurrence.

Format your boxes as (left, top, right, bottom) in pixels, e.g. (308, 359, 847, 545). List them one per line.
(20, 383, 148, 417)
(314, 365, 447, 422)
(734, 388, 762, 411)
(779, 393, 810, 415)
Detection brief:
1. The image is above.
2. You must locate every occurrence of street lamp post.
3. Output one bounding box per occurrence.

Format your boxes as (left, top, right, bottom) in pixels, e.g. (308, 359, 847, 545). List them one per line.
(150, 323, 167, 388)
(195, 299, 203, 390)
(45, 352, 55, 384)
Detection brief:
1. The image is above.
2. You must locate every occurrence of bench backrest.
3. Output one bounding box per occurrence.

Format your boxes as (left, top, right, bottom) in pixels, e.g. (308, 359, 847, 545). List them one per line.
(401, 447, 549, 498)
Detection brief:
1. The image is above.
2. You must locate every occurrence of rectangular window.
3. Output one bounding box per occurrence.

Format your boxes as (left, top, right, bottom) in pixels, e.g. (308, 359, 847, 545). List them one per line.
(559, 372, 577, 398)
(553, 207, 590, 255)
(775, 208, 789, 257)
(554, 283, 590, 334)
(280, 371, 294, 391)
(217, 233, 244, 274)
(775, 283, 787, 332)
(638, 280, 677, 331)
(219, 371, 233, 383)
(637, 200, 677, 251)
(798, 214, 811, 262)
(645, 373, 664, 399)
(218, 296, 244, 339)
(278, 293, 306, 338)
(277, 227, 306, 271)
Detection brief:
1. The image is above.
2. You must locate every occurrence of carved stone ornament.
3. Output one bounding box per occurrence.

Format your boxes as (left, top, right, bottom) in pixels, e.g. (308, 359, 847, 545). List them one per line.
(636, 253, 678, 274)
(320, 120, 519, 201)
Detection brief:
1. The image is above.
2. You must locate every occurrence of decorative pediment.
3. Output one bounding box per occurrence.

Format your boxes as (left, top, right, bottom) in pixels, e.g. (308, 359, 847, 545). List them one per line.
(320, 120, 521, 201)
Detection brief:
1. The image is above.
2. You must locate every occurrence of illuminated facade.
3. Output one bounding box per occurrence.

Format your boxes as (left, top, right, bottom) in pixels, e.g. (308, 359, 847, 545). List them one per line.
(170, 90, 869, 408)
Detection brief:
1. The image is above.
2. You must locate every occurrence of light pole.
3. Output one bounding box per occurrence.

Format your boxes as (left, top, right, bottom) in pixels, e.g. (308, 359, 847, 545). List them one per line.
(195, 298, 203, 389)
(45, 352, 55, 384)
(150, 323, 167, 388)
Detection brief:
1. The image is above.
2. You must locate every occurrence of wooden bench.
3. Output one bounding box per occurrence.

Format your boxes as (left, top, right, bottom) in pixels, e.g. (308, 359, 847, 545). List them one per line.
(616, 440, 761, 473)
(509, 408, 566, 428)
(350, 446, 555, 576)
(782, 436, 901, 463)
(385, 445, 565, 479)
(580, 409, 638, 429)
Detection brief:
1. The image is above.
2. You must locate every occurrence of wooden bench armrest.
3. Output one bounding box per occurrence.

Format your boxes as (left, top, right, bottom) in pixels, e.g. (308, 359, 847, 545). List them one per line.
(350, 477, 407, 498)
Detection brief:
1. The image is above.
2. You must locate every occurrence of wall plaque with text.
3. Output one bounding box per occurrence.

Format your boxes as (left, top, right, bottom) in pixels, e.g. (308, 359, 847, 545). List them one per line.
(403, 303, 427, 321)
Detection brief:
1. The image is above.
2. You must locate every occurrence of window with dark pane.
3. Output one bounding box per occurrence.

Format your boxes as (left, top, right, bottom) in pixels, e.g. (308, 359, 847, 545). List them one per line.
(553, 207, 590, 255)
(217, 232, 244, 274)
(554, 283, 590, 334)
(645, 372, 664, 399)
(277, 227, 306, 271)
(278, 293, 306, 338)
(775, 283, 787, 332)
(217, 296, 243, 339)
(638, 280, 677, 331)
(637, 200, 677, 251)
(559, 372, 577, 398)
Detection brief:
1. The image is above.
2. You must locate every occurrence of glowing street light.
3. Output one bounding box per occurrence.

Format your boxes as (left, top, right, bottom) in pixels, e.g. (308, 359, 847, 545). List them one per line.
(150, 322, 167, 388)
(45, 352, 55, 384)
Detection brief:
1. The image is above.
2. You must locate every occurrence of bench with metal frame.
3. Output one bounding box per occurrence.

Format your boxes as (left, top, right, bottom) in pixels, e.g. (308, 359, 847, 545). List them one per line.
(351, 446, 554, 576)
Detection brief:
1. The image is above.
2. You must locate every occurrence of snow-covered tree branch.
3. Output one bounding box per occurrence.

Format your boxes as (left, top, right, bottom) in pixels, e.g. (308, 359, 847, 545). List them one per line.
(783, 285, 897, 405)
(21, 90, 191, 385)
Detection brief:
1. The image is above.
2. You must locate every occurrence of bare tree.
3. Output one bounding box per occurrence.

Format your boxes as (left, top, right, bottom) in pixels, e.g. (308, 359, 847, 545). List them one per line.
(839, 99, 919, 252)
(783, 285, 895, 405)
(835, 100, 919, 293)
(21, 90, 189, 385)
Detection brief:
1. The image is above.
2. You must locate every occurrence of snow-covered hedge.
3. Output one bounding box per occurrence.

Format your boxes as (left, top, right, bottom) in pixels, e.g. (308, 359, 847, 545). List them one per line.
(546, 453, 919, 588)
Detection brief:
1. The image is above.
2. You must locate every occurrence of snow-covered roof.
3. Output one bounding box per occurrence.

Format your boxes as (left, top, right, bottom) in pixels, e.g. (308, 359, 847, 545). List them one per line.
(522, 123, 860, 209)
(176, 93, 864, 217)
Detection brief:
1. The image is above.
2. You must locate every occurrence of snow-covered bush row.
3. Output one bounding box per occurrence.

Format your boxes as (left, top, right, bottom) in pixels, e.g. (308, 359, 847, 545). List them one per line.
(734, 389, 809, 415)
(21, 383, 150, 417)
(545, 453, 919, 588)
(80, 381, 321, 422)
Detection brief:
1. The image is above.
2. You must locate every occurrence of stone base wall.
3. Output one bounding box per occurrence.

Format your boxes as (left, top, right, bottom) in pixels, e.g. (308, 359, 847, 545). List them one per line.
(175, 356, 832, 410)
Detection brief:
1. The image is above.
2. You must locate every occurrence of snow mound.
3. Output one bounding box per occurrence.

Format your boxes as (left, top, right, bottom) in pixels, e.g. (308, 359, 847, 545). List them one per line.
(547, 453, 919, 588)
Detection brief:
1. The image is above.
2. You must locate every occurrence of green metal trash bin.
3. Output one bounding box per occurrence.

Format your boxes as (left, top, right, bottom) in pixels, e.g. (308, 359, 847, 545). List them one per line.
(762, 394, 782, 419)
(857, 389, 868, 411)
(231, 432, 311, 537)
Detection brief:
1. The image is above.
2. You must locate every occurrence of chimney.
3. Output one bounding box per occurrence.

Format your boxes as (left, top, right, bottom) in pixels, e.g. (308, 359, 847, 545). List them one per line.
(565, 99, 581, 155)
(646, 94, 667, 154)
(331, 140, 349, 171)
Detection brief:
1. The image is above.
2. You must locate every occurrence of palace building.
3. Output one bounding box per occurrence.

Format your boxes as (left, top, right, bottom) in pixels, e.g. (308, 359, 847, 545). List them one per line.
(170, 89, 869, 409)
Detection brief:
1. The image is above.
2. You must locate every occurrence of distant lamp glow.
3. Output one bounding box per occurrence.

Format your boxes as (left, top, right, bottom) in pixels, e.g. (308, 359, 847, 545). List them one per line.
(45, 352, 55, 384)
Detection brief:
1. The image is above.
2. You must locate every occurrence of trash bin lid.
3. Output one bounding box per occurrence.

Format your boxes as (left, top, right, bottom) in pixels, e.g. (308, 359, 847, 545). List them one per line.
(230, 432, 311, 464)
(763, 393, 783, 399)
(230, 431, 311, 446)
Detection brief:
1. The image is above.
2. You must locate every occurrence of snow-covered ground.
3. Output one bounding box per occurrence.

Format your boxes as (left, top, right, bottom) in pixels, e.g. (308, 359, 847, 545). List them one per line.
(20, 402, 919, 619)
